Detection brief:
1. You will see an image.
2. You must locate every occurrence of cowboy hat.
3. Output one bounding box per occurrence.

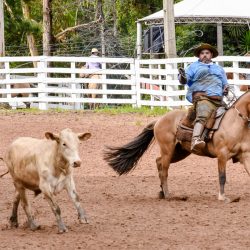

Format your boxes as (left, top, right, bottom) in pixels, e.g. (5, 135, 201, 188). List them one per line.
(91, 48, 99, 53)
(193, 43, 218, 58)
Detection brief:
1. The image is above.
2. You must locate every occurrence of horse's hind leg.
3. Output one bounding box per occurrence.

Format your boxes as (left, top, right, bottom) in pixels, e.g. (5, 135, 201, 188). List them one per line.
(156, 157, 164, 198)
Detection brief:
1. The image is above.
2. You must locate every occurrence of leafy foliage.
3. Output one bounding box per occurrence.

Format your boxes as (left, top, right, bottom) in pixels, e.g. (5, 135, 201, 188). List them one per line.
(3, 0, 250, 57)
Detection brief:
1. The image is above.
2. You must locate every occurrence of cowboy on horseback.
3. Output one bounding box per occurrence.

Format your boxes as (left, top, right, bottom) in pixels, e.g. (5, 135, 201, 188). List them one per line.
(178, 43, 229, 151)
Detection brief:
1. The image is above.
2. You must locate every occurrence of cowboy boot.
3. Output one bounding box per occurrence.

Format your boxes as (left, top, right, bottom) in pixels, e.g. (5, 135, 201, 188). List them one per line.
(191, 122, 206, 151)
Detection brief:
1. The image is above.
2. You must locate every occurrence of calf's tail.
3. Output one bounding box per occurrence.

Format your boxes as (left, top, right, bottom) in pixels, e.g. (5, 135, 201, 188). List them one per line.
(0, 157, 9, 178)
(104, 121, 155, 175)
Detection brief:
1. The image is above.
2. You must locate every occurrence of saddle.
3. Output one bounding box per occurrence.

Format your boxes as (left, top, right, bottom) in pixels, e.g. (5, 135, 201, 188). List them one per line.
(176, 106, 227, 143)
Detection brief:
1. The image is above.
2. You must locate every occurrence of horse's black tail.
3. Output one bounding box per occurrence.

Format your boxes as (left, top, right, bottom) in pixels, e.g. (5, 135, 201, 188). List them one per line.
(104, 121, 156, 175)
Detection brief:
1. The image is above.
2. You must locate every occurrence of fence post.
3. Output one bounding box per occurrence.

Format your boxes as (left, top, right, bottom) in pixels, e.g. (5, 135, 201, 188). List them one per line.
(71, 61, 80, 110)
(37, 59, 48, 110)
(233, 61, 239, 81)
(159, 63, 164, 107)
(130, 60, 136, 107)
(135, 59, 141, 108)
(233, 61, 240, 94)
(102, 61, 107, 105)
(5, 62, 12, 106)
(165, 62, 175, 106)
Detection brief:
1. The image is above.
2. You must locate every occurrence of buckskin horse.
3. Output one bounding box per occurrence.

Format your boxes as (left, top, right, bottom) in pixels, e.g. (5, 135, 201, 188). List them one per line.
(104, 91, 250, 202)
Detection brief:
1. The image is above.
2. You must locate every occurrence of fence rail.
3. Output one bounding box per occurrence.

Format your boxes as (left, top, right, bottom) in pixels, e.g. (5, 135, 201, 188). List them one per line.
(0, 56, 249, 109)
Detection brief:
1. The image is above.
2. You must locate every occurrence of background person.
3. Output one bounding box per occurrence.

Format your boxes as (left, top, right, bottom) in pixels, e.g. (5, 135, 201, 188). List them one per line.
(80, 48, 102, 109)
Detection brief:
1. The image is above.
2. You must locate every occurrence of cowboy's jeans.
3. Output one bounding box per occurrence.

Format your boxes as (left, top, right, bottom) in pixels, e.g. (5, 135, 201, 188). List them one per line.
(191, 97, 221, 151)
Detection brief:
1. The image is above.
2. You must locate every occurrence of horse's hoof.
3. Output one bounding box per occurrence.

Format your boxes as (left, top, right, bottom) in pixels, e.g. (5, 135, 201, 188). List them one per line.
(158, 191, 165, 199)
(224, 198, 231, 204)
(218, 196, 231, 203)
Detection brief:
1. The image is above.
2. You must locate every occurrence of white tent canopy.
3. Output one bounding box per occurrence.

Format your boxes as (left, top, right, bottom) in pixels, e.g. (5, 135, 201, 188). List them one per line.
(136, 0, 250, 58)
(139, 0, 250, 24)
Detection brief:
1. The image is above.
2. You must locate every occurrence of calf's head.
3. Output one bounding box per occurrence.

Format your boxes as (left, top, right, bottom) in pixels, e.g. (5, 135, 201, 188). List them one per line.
(45, 128, 91, 168)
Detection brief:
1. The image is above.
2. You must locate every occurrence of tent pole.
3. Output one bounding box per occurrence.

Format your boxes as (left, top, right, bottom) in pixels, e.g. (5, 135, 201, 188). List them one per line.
(163, 0, 176, 58)
(136, 21, 142, 59)
(217, 22, 224, 65)
(217, 22, 223, 55)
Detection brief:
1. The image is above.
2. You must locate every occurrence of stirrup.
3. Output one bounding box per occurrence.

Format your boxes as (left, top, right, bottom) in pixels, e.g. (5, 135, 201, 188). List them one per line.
(191, 139, 206, 151)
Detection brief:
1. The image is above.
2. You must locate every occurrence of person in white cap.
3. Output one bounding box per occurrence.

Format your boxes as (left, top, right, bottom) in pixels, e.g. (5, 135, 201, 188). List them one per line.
(80, 48, 102, 109)
(178, 43, 229, 152)
(85, 48, 102, 70)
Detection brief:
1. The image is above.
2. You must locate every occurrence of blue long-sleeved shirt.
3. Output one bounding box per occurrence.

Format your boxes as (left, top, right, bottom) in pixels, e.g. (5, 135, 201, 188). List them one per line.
(184, 60, 228, 103)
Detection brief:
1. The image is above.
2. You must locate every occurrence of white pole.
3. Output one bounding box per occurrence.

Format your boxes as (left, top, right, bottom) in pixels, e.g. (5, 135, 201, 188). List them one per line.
(136, 22, 142, 59)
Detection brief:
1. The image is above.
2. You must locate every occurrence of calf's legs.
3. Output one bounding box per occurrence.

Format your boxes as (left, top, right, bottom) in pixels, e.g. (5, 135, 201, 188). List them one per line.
(43, 193, 68, 233)
(18, 187, 40, 230)
(10, 187, 40, 230)
(9, 190, 20, 227)
(66, 177, 88, 223)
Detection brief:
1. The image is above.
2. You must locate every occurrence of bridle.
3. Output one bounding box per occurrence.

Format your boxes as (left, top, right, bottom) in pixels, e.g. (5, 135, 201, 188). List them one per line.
(232, 105, 250, 128)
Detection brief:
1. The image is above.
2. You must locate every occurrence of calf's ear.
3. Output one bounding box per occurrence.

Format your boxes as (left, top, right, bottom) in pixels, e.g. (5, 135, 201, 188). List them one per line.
(45, 132, 60, 143)
(78, 132, 91, 141)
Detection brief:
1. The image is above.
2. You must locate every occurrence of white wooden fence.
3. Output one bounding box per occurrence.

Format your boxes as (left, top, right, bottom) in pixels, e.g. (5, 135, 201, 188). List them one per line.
(0, 56, 249, 110)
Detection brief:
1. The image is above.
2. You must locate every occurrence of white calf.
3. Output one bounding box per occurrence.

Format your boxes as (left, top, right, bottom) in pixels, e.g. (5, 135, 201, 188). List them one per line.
(5, 128, 91, 233)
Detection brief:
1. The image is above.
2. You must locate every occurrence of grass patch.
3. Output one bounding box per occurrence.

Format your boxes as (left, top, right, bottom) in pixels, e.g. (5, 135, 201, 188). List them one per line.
(0, 107, 74, 115)
(94, 105, 171, 116)
(0, 105, 171, 116)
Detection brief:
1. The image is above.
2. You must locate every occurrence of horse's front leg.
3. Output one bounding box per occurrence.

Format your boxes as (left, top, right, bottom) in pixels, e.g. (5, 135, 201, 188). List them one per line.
(217, 157, 230, 203)
(242, 153, 250, 176)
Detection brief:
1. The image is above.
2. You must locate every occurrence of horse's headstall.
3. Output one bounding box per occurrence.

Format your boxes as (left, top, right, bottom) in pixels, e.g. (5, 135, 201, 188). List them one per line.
(232, 105, 250, 128)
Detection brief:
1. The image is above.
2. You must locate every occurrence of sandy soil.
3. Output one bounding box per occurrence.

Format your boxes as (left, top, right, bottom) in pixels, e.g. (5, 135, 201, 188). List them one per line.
(0, 111, 250, 250)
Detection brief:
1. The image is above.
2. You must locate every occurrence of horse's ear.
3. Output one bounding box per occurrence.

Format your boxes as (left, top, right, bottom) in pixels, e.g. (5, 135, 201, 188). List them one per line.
(78, 133, 91, 141)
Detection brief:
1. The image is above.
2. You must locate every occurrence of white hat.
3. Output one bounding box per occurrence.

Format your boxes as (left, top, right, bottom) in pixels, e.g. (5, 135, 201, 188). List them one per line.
(91, 48, 99, 53)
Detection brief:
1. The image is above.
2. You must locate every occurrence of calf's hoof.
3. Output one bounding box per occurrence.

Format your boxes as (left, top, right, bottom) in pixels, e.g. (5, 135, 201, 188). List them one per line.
(30, 223, 41, 231)
(9, 216, 18, 228)
(10, 221, 18, 228)
(79, 217, 89, 224)
(58, 225, 68, 234)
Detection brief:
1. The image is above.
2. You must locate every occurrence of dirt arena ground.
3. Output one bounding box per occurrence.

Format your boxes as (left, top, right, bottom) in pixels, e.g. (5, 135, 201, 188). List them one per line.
(0, 111, 250, 250)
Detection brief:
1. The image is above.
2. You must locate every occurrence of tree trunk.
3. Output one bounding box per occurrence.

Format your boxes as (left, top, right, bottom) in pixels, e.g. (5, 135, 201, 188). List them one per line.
(21, 0, 38, 67)
(112, 0, 117, 38)
(43, 0, 53, 56)
(95, 0, 105, 56)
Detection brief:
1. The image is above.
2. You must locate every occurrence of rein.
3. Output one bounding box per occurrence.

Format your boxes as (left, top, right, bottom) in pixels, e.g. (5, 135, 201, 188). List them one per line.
(232, 105, 250, 127)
